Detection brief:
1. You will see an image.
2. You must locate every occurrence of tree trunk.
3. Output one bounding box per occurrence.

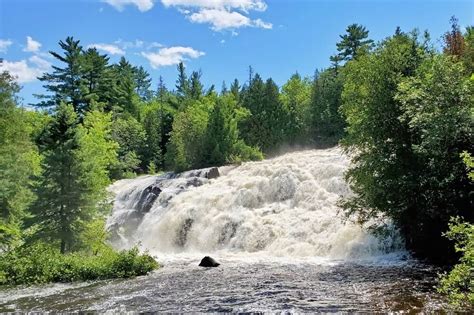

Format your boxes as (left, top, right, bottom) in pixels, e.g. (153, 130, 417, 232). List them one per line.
(60, 239, 66, 254)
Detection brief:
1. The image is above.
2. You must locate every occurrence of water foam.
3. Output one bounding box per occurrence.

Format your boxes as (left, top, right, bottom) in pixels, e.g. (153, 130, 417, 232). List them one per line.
(107, 147, 405, 261)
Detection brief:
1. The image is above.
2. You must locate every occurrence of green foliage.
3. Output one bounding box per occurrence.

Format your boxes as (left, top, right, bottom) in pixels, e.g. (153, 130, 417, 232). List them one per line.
(110, 114, 146, 178)
(240, 75, 287, 152)
(0, 242, 158, 285)
(165, 97, 211, 171)
(77, 108, 118, 202)
(27, 104, 117, 253)
(280, 73, 312, 142)
(201, 94, 262, 166)
(310, 68, 345, 141)
(340, 30, 473, 261)
(438, 217, 474, 306)
(0, 70, 41, 250)
(141, 101, 175, 171)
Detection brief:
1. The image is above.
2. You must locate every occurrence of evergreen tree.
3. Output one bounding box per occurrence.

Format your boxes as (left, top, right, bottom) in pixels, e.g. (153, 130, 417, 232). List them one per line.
(230, 78, 240, 100)
(27, 104, 117, 253)
(176, 62, 189, 99)
(37, 37, 86, 114)
(142, 106, 164, 171)
(310, 68, 345, 141)
(134, 66, 152, 101)
(156, 76, 167, 102)
(240, 74, 286, 151)
(27, 103, 82, 253)
(110, 57, 140, 118)
(336, 24, 373, 61)
(189, 70, 204, 99)
(221, 81, 228, 95)
(81, 48, 111, 106)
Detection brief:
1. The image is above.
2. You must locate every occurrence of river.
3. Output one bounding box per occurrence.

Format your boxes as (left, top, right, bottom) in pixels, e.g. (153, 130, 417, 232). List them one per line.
(0, 148, 452, 312)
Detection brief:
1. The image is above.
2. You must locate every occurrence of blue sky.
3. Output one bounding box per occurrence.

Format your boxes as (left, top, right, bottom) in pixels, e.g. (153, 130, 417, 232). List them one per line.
(0, 0, 472, 105)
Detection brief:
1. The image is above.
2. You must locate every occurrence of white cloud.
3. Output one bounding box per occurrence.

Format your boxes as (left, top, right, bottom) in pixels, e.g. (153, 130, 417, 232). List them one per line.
(141, 46, 204, 68)
(148, 42, 164, 49)
(161, 0, 271, 31)
(188, 8, 271, 30)
(114, 39, 145, 49)
(102, 0, 155, 12)
(29, 55, 51, 70)
(24, 36, 41, 52)
(0, 39, 13, 53)
(253, 18, 272, 29)
(0, 57, 51, 83)
(87, 43, 125, 55)
(161, 0, 267, 11)
(188, 9, 249, 30)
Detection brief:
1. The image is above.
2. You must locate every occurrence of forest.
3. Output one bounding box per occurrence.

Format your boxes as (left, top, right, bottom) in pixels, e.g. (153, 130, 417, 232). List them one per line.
(0, 17, 473, 306)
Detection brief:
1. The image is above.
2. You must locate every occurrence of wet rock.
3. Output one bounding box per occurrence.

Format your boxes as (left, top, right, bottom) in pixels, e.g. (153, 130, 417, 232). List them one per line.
(206, 167, 220, 179)
(136, 184, 162, 213)
(199, 256, 220, 267)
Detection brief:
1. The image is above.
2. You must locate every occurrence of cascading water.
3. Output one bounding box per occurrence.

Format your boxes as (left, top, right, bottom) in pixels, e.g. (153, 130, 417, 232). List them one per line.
(2, 148, 451, 313)
(107, 147, 404, 261)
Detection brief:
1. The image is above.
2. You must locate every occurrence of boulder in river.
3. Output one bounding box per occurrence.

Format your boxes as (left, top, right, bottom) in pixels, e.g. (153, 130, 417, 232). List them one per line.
(136, 184, 162, 213)
(206, 167, 220, 179)
(199, 256, 220, 267)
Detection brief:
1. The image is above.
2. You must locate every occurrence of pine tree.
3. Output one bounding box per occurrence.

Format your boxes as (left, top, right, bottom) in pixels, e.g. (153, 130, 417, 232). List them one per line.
(37, 37, 86, 114)
(27, 103, 82, 253)
(134, 66, 152, 101)
(110, 57, 140, 118)
(336, 24, 373, 61)
(310, 68, 345, 140)
(27, 104, 117, 253)
(221, 81, 228, 95)
(143, 108, 163, 171)
(176, 62, 189, 99)
(230, 79, 240, 100)
(81, 48, 111, 106)
(189, 70, 204, 99)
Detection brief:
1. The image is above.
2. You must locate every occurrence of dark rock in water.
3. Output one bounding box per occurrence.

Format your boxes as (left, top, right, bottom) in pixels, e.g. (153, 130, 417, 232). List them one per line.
(206, 167, 220, 179)
(176, 218, 194, 247)
(136, 183, 162, 213)
(199, 256, 220, 267)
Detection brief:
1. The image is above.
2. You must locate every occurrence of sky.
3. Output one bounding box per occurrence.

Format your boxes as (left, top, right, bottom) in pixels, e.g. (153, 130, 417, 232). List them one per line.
(0, 0, 473, 105)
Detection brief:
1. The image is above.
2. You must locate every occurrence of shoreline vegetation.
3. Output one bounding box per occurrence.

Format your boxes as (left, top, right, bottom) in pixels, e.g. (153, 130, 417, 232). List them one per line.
(0, 17, 472, 307)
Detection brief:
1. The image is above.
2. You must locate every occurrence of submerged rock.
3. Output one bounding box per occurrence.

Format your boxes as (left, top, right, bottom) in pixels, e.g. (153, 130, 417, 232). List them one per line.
(199, 256, 220, 267)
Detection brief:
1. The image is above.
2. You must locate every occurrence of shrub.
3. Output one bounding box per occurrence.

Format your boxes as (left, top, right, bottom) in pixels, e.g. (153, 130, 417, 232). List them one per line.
(0, 243, 158, 285)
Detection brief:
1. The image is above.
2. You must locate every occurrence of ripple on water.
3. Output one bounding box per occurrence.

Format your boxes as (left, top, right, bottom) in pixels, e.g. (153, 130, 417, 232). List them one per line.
(0, 259, 460, 313)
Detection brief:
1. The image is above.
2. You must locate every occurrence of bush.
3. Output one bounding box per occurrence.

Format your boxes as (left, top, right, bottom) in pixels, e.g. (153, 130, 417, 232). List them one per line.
(0, 243, 158, 285)
(437, 218, 474, 307)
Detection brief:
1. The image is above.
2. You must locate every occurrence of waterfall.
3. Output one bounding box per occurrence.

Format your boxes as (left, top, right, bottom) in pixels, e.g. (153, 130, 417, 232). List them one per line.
(106, 147, 405, 261)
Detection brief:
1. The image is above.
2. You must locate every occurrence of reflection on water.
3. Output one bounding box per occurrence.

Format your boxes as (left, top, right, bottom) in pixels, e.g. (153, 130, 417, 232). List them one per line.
(0, 258, 454, 312)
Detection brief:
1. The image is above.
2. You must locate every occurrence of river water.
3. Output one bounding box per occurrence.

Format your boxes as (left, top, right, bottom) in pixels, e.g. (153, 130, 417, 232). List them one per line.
(0, 148, 454, 312)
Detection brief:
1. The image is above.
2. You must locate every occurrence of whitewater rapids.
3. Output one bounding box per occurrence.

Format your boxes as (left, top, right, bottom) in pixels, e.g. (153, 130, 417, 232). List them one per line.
(107, 147, 404, 262)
